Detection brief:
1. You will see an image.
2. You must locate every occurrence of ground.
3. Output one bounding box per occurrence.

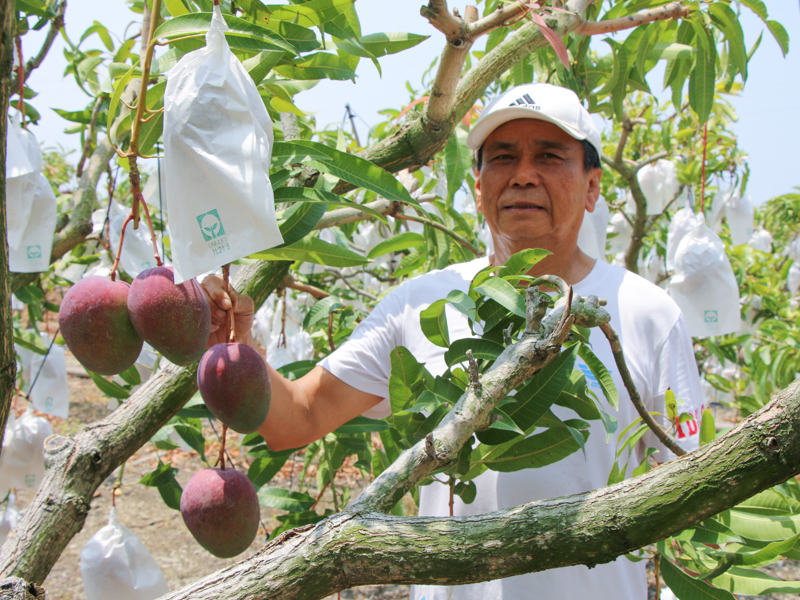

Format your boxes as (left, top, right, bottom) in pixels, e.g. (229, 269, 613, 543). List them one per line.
(6, 353, 800, 599)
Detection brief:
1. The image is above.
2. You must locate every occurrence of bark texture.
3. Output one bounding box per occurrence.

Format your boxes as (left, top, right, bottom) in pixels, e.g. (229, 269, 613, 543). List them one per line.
(157, 379, 800, 600)
(0, 0, 17, 452)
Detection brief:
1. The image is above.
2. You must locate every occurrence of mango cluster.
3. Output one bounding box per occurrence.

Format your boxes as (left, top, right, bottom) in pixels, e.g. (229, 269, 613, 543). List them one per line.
(59, 266, 210, 375)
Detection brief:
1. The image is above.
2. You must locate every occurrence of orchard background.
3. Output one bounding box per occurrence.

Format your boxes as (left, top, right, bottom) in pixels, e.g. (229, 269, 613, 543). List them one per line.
(1, 1, 800, 599)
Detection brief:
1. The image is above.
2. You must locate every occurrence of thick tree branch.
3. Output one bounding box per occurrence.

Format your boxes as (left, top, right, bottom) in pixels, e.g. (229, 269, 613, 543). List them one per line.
(157, 379, 800, 600)
(9, 0, 65, 90)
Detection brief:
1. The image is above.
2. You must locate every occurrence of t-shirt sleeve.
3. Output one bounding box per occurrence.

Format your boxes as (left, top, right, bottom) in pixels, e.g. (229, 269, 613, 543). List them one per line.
(318, 286, 405, 414)
(644, 314, 704, 458)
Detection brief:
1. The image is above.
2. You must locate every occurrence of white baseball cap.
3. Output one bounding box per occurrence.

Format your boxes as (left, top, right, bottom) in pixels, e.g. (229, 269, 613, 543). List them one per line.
(466, 83, 602, 157)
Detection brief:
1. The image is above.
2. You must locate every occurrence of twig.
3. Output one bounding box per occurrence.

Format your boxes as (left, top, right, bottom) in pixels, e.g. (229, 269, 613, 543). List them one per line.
(138, 196, 163, 268)
(109, 214, 134, 281)
(599, 323, 686, 456)
(10, 0, 65, 87)
(574, 2, 690, 36)
(327, 269, 377, 302)
(393, 213, 482, 256)
(281, 274, 330, 300)
(76, 97, 104, 177)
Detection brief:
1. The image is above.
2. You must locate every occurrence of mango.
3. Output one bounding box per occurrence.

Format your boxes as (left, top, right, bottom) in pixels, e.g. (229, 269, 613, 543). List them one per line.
(180, 467, 260, 558)
(58, 276, 143, 376)
(127, 266, 210, 365)
(197, 343, 271, 434)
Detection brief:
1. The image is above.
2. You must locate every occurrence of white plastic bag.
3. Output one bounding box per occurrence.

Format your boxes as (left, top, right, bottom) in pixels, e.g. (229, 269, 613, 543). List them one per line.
(80, 507, 169, 600)
(577, 196, 609, 260)
(748, 228, 773, 253)
(668, 215, 741, 338)
(0, 492, 21, 547)
(637, 159, 680, 215)
(5, 113, 37, 251)
(666, 205, 702, 272)
(606, 211, 632, 256)
(725, 191, 754, 246)
(253, 293, 314, 370)
(9, 172, 57, 273)
(639, 246, 662, 284)
(163, 4, 283, 285)
(0, 408, 54, 495)
(788, 263, 800, 297)
(16, 332, 70, 419)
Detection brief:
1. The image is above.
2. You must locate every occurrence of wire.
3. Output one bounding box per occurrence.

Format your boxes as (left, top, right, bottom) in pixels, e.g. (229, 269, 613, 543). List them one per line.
(25, 327, 60, 401)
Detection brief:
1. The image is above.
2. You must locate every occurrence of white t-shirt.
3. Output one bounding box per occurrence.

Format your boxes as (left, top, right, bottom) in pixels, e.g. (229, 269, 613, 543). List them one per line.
(321, 257, 704, 600)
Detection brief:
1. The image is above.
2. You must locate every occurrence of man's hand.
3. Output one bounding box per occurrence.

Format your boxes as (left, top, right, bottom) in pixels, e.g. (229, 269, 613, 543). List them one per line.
(201, 275, 256, 348)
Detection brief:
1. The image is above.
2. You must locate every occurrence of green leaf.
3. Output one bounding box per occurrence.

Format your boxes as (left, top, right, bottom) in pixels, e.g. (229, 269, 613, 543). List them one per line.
(272, 140, 334, 163)
(279, 201, 327, 246)
(647, 42, 695, 61)
(302, 295, 344, 329)
(444, 338, 505, 368)
(708, 2, 748, 80)
(497, 248, 550, 278)
(247, 451, 293, 488)
(721, 510, 800, 542)
(660, 557, 736, 600)
(164, 0, 190, 17)
(334, 416, 391, 434)
(262, 19, 320, 53)
(87, 371, 130, 400)
(153, 12, 298, 54)
(688, 21, 716, 124)
(478, 426, 587, 473)
(156, 477, 183, 511)
(274, 52, 356, 80)
(173, 424, 207, 462)
(274, 186, 388, 223)
(474, 277, 526, 318)
(766, 20, 789, 57)
(445, 289, 476, 321)
(367, 232, 426, 259)
(388, 346, 428, 416)
(243, 50, 286, 85)
(700, 408, 716, 446)
(419, 299, 450, 348)
(257, 486, 316, 512)
(139, 462, 178, 487)
(477, 344, 578, 446)
(577, 344, 618, 409)
(306, 147, 417, 207)
(106, 63, 137, 143)
(117, 364, 142, 386)
(261, 0, 356, 28)
(13, 330, 47, 355)
(250, 236, 368, 267)
(712, 565, 800, 596)
(177, 393, 216, 420)
(444, 129, 470, 203)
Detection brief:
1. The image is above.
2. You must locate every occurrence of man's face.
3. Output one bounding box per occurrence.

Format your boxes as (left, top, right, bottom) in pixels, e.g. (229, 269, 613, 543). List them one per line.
(475, 119, 601, 257)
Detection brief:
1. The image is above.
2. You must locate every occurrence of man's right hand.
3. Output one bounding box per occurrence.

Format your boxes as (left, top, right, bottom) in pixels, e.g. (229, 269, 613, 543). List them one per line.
(201, 275, 256, 348)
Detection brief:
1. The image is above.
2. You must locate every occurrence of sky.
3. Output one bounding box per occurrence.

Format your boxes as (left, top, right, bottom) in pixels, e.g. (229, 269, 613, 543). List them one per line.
(20, 0, 800, 206)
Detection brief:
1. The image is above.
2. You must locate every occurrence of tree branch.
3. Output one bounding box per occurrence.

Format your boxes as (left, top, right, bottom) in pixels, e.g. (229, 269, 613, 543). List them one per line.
(393, 212, 482, 256)
(9, 0, 66, 89)
(157, 379, 800, 600)
(574, 1, 690, 36)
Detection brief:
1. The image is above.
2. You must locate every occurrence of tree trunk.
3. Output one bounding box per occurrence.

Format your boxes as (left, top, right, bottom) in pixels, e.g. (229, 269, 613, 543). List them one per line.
(0, 0, 18, 450)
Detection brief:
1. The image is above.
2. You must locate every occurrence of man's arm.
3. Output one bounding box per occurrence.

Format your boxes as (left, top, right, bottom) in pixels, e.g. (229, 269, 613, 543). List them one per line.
(202, 275, 382, 451)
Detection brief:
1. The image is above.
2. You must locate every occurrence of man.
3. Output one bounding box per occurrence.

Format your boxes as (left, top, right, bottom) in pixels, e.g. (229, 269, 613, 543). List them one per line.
(205, 82, 703, 599)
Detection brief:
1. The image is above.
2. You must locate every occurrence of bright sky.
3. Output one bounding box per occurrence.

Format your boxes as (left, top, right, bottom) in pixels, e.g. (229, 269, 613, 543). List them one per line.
(21, 1, 800, 205)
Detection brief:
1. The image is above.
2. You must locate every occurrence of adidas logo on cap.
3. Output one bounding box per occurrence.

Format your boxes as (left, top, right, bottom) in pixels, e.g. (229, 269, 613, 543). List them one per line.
(509, 93, 540, 110)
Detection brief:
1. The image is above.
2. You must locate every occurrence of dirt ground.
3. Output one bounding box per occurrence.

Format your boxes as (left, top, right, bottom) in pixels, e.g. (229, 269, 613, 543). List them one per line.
(7, 355, 800, 600)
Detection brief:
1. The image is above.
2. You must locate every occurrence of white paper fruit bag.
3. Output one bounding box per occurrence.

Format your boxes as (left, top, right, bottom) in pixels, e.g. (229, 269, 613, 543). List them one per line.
(637, 159, 680, 215)
(163, 4, 283, 284)
(0, 408, 54, 496)
(5, 113, 37, 251)
(577, 196, 609, 260)
(16, 331, 70, 419)
(8, 171, 57, 273)
(668, 215, 740, 338)
(81, 507, 169, 600)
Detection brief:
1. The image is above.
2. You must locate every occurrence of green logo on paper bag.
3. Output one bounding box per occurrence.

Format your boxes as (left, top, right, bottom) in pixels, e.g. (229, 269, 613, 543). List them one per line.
(27, 245, 41, 259)
(704, 310, 719, 323)
(196, 210, 225, 241)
